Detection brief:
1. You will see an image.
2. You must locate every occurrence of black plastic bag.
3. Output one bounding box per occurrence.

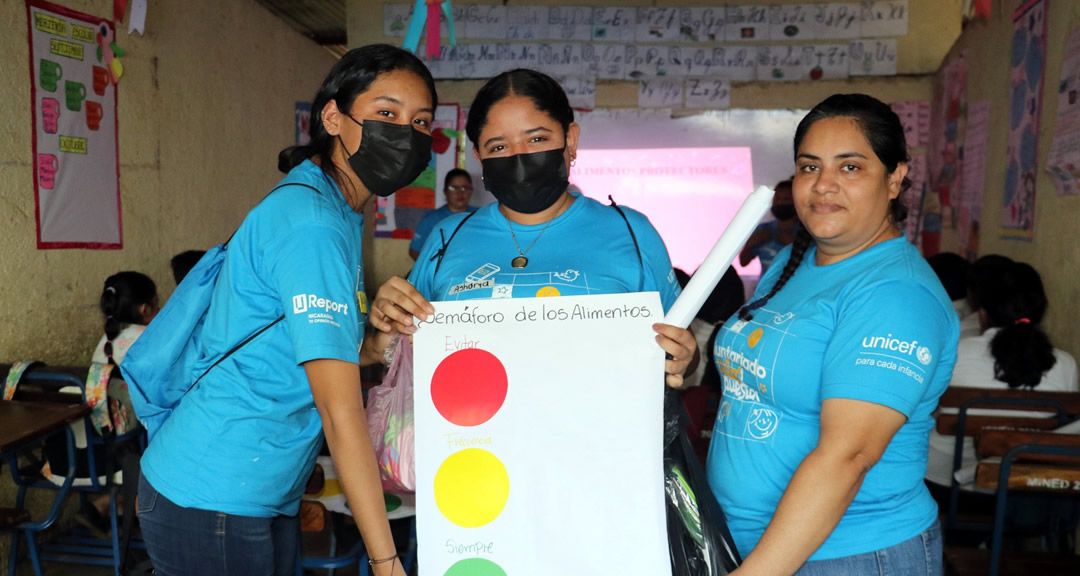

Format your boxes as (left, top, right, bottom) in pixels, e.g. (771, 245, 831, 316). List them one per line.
(664, 387, 741, 575)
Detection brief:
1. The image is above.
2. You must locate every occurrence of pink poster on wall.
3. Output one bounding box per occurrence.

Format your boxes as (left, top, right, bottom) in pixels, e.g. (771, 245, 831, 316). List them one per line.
(26, 0, 121, 249)
(571, 147, 754, 274)
(1002, 0, 1047, 240)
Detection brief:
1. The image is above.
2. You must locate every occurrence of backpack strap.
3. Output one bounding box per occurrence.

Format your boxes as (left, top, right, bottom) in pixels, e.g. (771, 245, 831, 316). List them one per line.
(608, 196, 645, 292)
(429, 209, 480, 278)
(224, 182, 324, 248)
(187, 181, 323, 392)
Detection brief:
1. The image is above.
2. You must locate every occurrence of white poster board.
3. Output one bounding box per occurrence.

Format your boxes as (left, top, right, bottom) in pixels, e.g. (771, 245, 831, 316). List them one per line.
(28, 0, 121, 249)
(413, 293, 670, 576)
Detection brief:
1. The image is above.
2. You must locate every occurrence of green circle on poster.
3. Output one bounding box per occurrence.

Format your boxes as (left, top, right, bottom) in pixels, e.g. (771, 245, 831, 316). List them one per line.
(444, 558, 507, 576)
(384, 493, 401, 512)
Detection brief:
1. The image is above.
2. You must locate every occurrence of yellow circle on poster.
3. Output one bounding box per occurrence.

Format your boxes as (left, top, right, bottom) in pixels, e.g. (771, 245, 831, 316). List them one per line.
(536, 286, 561, 297)
(433, 449, 509, 528)
(748, 327, 764, 348)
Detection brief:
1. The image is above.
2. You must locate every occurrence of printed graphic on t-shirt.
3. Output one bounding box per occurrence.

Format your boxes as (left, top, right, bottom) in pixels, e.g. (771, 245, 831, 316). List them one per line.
(715, 307, 795, 444)
(853, 332, 933, 385)
(443, 264, 593, 300)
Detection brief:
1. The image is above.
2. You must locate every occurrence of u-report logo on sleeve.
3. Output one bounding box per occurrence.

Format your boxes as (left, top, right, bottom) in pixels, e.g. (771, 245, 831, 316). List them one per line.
(292, 294, 349, 316)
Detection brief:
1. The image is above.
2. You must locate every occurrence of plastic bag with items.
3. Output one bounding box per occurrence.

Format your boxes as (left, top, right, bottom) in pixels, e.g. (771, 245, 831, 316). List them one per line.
(664, 387, 741, 576)
(366, 334, 415, 493)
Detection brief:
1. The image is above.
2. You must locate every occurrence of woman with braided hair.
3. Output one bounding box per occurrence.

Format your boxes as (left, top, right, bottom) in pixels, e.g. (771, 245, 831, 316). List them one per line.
(706, 94, 958, 576)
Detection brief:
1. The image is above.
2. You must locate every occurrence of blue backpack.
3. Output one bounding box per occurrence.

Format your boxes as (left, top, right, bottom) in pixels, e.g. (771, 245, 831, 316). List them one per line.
(119, 183, 319, 442)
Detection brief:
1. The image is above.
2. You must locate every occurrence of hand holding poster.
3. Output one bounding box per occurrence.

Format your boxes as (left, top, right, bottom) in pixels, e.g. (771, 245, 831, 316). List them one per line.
(413, 293, 671, 576)
(27, 0, 121, 248)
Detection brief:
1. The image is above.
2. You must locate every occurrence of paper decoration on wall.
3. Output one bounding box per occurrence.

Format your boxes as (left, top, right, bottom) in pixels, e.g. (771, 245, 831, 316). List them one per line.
(417, 39, 894, 85)
(960, 100, 990, 257)
(113, 0, 127, 23)
(890, 99, 930, 150)
(375, 104, 461, 238)
(294, 102, 311, 146)
(927, 50, 967, 254)
(849, 38, 896, 76)
(95, 20, 124, 83)
(403, 0, 457, 59)
(904, 153, 927, 248)
(27, 0, 121, 249)
(413, 293, 670, 576)
(1047, 27, 1080, 196)
(639, 77, 683, 108)
(1002, 0, 1046, 239)
(128, 0, 147, 35)
(684, 77, 732, 109)
(860, 0, 909, 38)
(385, 2, 909, 44)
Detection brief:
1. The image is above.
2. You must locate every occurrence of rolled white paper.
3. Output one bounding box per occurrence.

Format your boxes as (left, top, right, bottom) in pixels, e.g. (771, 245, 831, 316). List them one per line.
(664, 185, 775, 328)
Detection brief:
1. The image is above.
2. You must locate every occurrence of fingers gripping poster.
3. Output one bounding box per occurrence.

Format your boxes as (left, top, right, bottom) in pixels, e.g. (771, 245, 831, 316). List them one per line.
(413, 293, 671, 576)
(26, 0, 121, 249)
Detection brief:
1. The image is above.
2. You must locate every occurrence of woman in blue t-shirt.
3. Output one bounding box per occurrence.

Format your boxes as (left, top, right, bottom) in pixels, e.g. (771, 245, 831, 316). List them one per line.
(707, 94, 958, 575)
(367, 69, 699, 387)
(137, 45, 434, 576)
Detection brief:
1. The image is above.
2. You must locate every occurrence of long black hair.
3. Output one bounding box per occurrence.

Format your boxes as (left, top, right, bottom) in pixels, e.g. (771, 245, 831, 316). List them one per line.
(466, 69, 573, 149)
(278, 44, 437, 190)
(100, 272, 157, 365)
(738, 94, 910, 321)
(980, 262, 1057, 388)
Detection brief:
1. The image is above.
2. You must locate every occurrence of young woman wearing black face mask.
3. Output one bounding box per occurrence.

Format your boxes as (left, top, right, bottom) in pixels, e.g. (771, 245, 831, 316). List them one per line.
(739, 178, 800, 274)
(368, 68, 699, 389)
(136, 45, 431, 576)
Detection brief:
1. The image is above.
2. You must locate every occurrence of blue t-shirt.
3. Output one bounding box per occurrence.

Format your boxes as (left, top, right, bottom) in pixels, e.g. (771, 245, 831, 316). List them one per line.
(410, 204, 479, 253)
(141, 160, 368, 517)
(408, 194, 681, 309)
(706, 235, 958, 560)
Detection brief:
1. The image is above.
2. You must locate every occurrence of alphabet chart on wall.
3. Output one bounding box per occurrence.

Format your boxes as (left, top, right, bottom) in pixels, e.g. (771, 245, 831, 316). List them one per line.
(413, 293, 671, 576)
(26, 0, 121, 249)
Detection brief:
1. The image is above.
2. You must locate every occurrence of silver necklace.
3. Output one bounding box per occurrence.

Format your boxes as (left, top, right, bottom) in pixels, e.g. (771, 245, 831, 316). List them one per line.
(506, 217, 554, 269)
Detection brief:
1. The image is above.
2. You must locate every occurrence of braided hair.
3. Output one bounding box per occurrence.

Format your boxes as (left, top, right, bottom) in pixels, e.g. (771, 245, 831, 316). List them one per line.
(738, 94, 910, 321)
(100, 271, 157, 365)
(980, 262, 1057, 388)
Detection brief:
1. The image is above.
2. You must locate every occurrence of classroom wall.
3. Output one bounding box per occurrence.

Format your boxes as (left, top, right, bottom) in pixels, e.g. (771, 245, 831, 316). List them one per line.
(0, 0, 336, 364)
(349, 0, 961, 287)
(937, 0, 1080, 357)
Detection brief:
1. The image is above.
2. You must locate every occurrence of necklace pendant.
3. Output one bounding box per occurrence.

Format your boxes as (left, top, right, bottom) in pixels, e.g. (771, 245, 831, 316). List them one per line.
(511, 256, 529, 269)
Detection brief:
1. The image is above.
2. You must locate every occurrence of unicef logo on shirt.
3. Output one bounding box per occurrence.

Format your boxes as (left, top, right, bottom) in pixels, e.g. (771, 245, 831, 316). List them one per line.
(916, 346, 933, 365)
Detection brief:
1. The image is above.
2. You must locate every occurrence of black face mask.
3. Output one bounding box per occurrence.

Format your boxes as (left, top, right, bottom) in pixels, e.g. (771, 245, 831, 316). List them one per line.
(771, 204, 797, 221)
(341, 117, 432, 197)
(481, 148, 569, 214)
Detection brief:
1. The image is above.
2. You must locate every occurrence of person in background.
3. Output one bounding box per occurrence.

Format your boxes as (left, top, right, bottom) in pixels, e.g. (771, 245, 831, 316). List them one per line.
(739, 178, 800, 274)
(370, 68, 698, 389)
(170, 250, 206, 285)
(927, 251, 973, 328)
(73, 271, 159, 536)
(136, 44, 433, 576)
(674, 267, 745, 390)
(925, 261, 1078, 491)
(961, 254, 1013, 339)
(408, 168, 478, 260)
(709, 94, 957, 575)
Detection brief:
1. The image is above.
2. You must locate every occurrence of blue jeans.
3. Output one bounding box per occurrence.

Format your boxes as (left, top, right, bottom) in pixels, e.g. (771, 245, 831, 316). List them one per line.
(138, 473, 299, 575)
(795, 520, 943, 576)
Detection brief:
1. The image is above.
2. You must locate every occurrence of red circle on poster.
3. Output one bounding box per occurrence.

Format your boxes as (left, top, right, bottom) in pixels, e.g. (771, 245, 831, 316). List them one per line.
(431, 348, 508, 427)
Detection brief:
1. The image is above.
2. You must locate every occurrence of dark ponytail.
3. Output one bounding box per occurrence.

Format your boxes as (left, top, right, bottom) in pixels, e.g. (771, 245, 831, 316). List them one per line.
(738, 94, 911, 321)
(738, 228, 813, 321)
(100, 272, 157, 365)
(278, 44, 437, 189)
(981, 262, 1056, 388)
